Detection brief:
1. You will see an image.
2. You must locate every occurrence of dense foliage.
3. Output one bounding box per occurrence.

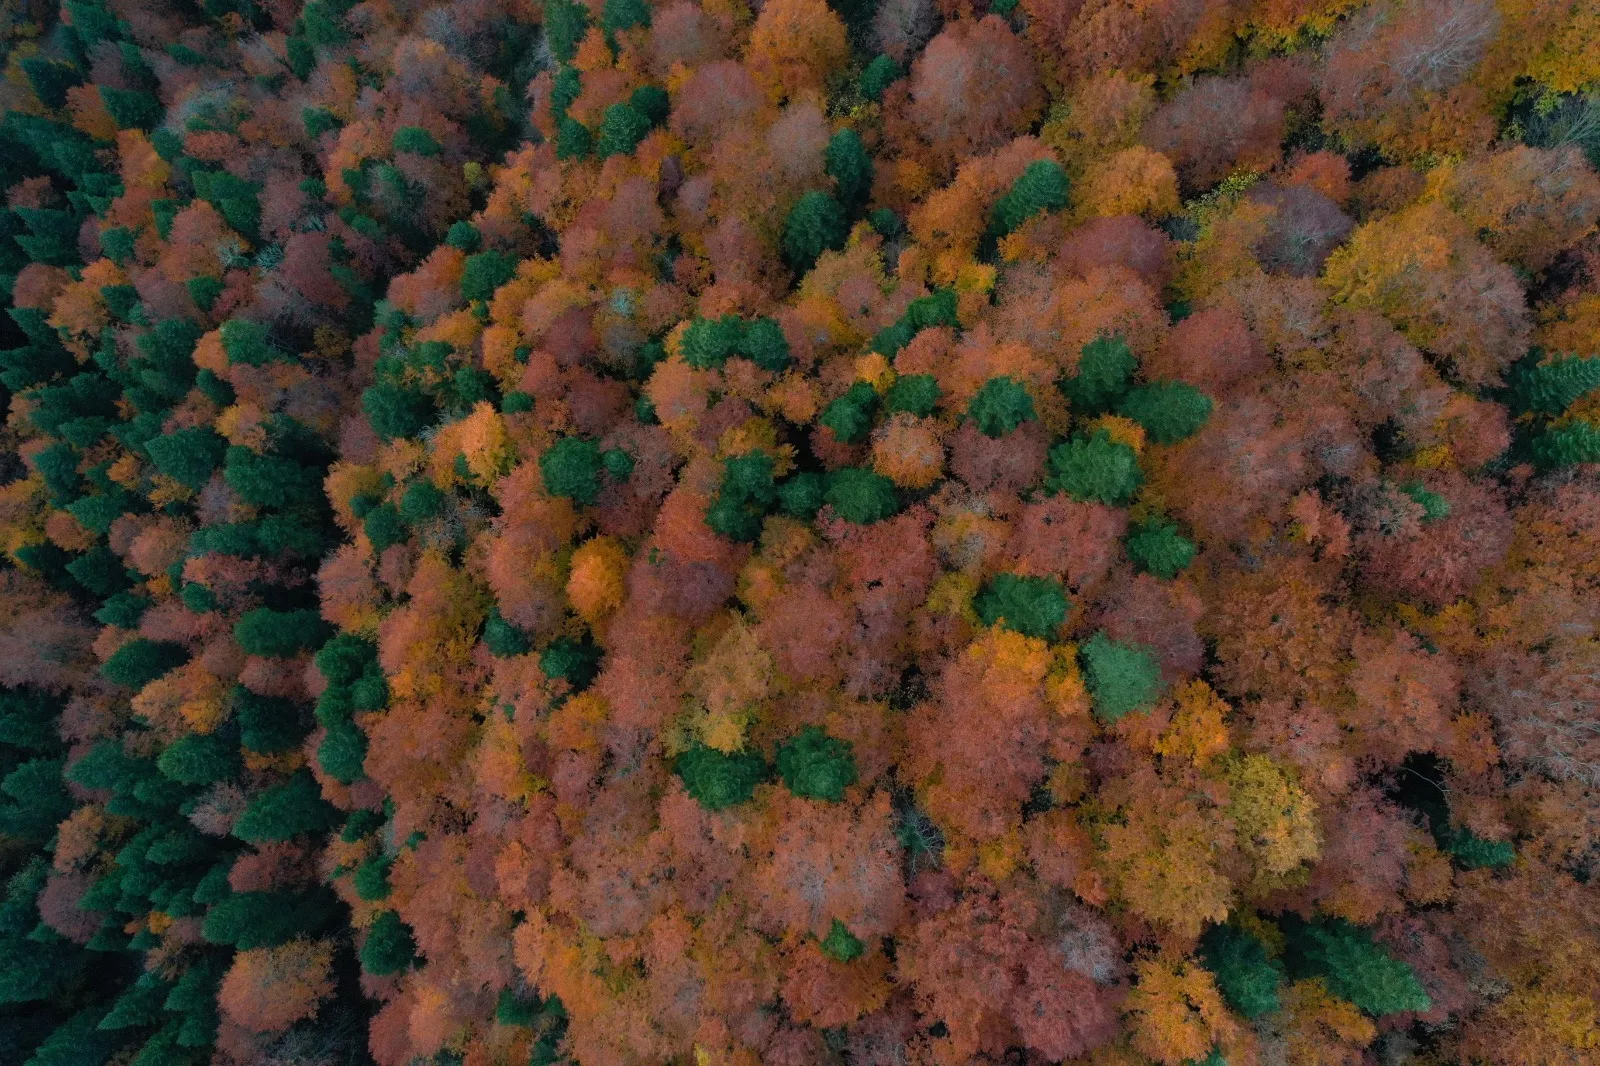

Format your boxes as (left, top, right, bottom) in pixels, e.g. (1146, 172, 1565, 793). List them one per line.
(0, 0, 1597, 1064)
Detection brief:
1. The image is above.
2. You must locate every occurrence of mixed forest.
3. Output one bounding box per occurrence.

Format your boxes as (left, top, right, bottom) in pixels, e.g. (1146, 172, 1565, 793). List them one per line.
(0, 0, 1597, 1063)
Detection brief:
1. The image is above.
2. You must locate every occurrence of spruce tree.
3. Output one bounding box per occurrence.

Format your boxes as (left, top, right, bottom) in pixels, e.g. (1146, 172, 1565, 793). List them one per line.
(775, 727, 858, 802)
(1080, 631, 1164, 723)
(1126, 520, 1197, 579)
(361, 910, 418, 975)
(782, 191, 848, 274)
(990, 160, 1070, 237)
(967, 376, 1036, 438)
(825, 128, 873, 213)
(825, 468, 899, 524)
(1283, 918, 1431, 1017)
(1117, 381, 1213, 443)
(675, 745, 769, 811)
(231, 771, 340, 843)
(1062, 335, 1136, 413)
(1199, 924, 1284, 1019)
(540, 437, 604, 504)
(974, 573, 1068, 639)
(1046, 431, 1143, 505)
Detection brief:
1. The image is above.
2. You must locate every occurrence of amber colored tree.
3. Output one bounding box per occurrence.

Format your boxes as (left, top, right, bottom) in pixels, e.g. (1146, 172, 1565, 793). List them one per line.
(1451, 867, 1600, 1066)
(871, 414, 946, 489)
(1154, 680, 1230, 767)
(1226, 753, 1322, 882)
(1040, 71, 1158, 177)
(1098, 767, 1236, 938)
(1318, 0, 1499, 154)
(1124, 954, 1242, 1066)
(1204, 558, 1356, 707)
(1436, 144, 1600, 272)
(1353, 472, 1513, 607)
(1077, 146, 1182, 219)
(219, 939, 336, 1033)
(1322, 201, 1529, 387)
(746, 0, 850, 104)
(781, 938, 893, 1029)
(566, 535, 630, 628)
(1344, 629, 1460, 764)
(1142, 305, 1269, 396)
(1264, 979, 1378, 1066)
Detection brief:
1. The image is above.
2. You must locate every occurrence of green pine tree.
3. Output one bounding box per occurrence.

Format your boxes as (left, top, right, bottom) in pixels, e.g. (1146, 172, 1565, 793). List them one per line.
(99, 87, 161, 130)
(446, 220, 482, 252)
(223, 447, 322, 510)
(540, 437, 603, 504)
(156, 732, 240, 786)
(145, 427, 225, 491)
(990, 160, 1070, 237)
(1125, 520, 1197, 579)
(602, 0, 650, 33)
(859, 55, 902, 102)
(675, 744, 768, 811)
(399, 478, 445, 523)
(1199, 924, 1284, 1019)
(967, 376, 1036, 438)
(460, 250, 516, 302)
(1532, 420, 1600, 468)
(782, 191, 848, 274)
(682, 315, 744, 369)
(1080, 631, 1164, 723)
(820, 382, 879, 444)
(820, 919, 865, 962)
(233, 608, 332, 658)
(885, 373, 940, 417)
(317, 717, 368, 785)
(361, 910, 418, 975)
(1062, 334, 1137, 412)
(231, 771, 339, 843)
(705, 452, 778, 543)
(777, 472, 827, 519)
(391, 125, 441, 156)
(555, 115, 592, 160)
(480, 609, 529, 659)
(1046, 431, 1143, 505)
(825, 128, 873, 213)
(1511, 353, 1600, 415)
(596, 102, 652, 157)
(540, 636, 602, 690)
(775, 726, 858, 802)
(363, 502, 406, 552)
(201, 887, 337, 950)
(974, 573, 1068, 639)
(353, 854, 394, 901)
(101, 639, 187, 689)
(740, 317, 791, 372)
(21, 57, 83, 110)
(542, 0, 590, 62)
(1283, 917, 1432, 1017)
(219, 318, 276, 367)
(235, 688, 307, 755)
(825, 468, 899, 524)
(1116, 381, 1213, 443)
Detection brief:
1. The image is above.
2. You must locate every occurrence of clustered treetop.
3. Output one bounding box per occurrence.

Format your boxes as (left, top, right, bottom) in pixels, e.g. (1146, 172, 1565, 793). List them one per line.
(0, 0, 1592, 1064)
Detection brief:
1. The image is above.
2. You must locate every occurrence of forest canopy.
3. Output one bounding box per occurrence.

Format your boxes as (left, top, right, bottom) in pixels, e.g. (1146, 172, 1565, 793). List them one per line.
(0, 0, 1597, 1064)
